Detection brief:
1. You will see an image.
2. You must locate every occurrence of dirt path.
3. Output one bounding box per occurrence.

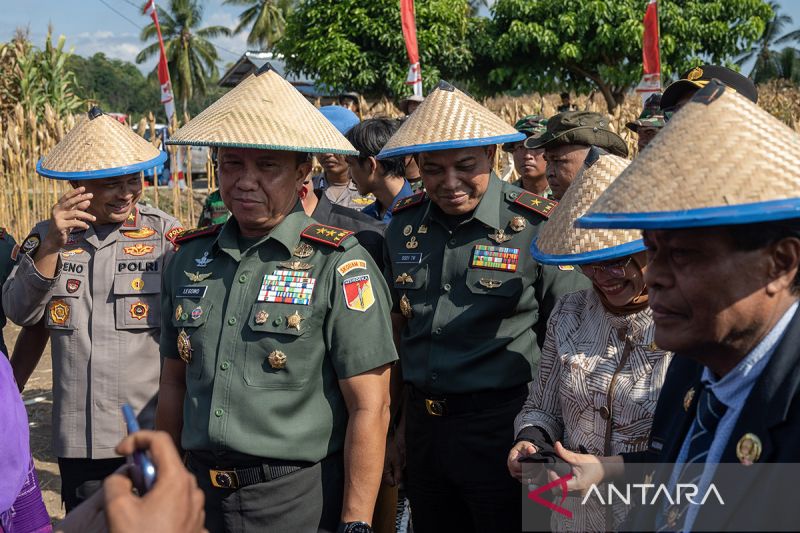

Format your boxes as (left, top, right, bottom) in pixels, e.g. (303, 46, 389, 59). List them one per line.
(6, 323, 65, 522)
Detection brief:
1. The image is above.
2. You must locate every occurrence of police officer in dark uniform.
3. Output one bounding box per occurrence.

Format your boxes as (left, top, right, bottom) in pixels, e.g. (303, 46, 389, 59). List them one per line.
(377, 81, 591, 532)
(158, 65, 398, 533)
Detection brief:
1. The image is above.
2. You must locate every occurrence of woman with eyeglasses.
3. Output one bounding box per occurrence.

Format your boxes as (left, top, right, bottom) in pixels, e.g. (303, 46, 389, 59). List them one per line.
(506, 153, 672, 532)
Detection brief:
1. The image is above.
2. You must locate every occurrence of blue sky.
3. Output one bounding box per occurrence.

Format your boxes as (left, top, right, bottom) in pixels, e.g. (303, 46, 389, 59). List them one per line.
(1, 0, 799, 76)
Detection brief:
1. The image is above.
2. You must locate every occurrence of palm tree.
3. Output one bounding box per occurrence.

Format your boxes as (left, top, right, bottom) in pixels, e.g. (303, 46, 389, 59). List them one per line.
(736, 0, 800, 83)
(136, 0, 231, 116)
(223, 0, 294, 50)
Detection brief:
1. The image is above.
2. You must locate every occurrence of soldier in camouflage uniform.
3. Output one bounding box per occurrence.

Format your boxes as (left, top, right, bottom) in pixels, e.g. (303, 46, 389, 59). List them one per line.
(503, 115, 552, 197)
(626, 93, 666, 153)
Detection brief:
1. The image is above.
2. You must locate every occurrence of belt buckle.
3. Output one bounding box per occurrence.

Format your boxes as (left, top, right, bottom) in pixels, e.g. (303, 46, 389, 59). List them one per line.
(425, 398, 446, 416)
(210, 469, 239, 489)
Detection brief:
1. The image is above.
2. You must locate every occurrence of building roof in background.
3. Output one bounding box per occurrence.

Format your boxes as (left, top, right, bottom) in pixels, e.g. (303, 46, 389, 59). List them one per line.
(218, 51, 328, 98)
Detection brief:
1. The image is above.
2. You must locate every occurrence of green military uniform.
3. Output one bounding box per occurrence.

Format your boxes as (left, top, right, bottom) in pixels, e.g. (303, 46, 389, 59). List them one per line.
(385, 176, 588, 394)
(162, 206, 396, 460)
(197, 189, 230, 227)
(376, 80, 591, 532)
(0, 228, 17, 357)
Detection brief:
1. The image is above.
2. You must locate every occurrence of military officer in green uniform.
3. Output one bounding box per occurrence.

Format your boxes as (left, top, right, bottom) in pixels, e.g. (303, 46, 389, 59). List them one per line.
(158, 65, 397, 533)
(197, 188, 230, 227)
(376, 81, 591, 532)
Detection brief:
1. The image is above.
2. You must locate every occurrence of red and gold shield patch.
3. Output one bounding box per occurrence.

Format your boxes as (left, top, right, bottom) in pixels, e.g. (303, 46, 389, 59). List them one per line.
(342, 275, 375, 312)
(130, 302, 149, 320)
(66, 279, 81, 294)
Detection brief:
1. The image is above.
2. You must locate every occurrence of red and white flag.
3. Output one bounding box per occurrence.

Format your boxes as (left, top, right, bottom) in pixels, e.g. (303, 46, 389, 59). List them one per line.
(143, 0, 176, 122)
(400, 0, 422, 97)
(635, 0, 661, 104)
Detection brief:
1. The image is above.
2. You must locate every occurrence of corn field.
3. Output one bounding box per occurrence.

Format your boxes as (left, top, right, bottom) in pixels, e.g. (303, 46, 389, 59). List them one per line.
(2, 81, 800, 241)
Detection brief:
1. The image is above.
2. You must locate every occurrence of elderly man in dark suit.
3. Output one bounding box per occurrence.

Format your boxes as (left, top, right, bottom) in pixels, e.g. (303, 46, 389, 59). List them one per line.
(547, 80, 800, 532)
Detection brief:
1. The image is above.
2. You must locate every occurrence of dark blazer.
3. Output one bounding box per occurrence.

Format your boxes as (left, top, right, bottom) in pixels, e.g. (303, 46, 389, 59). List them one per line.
(626, 307, 800, 531)
(311, 190, 386, 270)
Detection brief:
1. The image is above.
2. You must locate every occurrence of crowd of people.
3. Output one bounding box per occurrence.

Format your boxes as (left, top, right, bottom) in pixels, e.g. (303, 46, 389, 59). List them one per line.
(1, 58, 799, 533)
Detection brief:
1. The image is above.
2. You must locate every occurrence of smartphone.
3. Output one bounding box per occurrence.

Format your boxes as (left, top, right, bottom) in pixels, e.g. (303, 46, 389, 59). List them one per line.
(121, 403, 157, 494)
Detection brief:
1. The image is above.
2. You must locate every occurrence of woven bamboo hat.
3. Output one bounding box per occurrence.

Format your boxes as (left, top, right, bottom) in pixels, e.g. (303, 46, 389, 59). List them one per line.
(36, 107, 166, 180)
(167, 65, 357, 155)
(578, 79, 800, 230)
(532, 153, 644, 265)
(376, 81, 523, 159)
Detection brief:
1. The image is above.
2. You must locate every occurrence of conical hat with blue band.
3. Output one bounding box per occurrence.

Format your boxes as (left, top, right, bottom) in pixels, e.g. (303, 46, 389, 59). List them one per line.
(532, 153, 644, 265)
(167, 64, 357, 155)
(376, 81, 523, 159)
(37, 107, 166, 180)
(578, 80, 800, 230)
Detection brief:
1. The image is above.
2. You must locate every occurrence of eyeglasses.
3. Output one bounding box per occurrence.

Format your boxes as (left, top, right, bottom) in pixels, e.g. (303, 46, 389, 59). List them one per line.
(579, 257, 633, 278)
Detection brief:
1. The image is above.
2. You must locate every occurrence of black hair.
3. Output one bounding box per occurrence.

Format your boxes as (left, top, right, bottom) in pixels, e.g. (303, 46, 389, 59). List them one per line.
(560, 92, 570, 99)
(727, 219, 800, 294)
(345, 118, 405, 177)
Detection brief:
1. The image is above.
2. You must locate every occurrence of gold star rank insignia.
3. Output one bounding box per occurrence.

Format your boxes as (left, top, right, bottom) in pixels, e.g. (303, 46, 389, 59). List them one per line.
(513, 191, 558, 219)
(286, 311, 304, 331)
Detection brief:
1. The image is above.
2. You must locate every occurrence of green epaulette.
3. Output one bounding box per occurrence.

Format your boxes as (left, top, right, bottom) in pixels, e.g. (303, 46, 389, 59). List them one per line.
(510, 191, 558, 218)
(174, 224, 223, 244)
(392, 192, 426, 214)
(301, 223, 354, 248)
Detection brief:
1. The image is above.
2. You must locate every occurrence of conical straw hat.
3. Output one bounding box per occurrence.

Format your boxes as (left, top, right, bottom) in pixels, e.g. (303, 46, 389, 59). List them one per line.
(167, 65, 357, 155)
(376, 81, 523, 159)
(532, 153, 644, 265)
(37, 107, 165, 180)
(578, 79, 800, 230)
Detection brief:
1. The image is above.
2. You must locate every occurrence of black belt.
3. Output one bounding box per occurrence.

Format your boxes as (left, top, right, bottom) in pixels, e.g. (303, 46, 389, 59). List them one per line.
(186, 452, 309, 489)
(409, 384, 527, 416)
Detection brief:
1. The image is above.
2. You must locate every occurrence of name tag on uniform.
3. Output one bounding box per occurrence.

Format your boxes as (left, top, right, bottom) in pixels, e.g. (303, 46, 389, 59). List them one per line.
(471, 245, 519, 272)
(395, 253, 422, 264)
(176, 285, 208, 299)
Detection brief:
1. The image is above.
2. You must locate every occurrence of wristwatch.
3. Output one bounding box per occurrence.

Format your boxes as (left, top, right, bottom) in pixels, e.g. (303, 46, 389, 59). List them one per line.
(338, 521, 373, 533)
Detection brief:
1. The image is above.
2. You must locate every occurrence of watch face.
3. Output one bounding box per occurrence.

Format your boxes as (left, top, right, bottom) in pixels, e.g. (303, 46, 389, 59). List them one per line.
(343, 522, 373, 533)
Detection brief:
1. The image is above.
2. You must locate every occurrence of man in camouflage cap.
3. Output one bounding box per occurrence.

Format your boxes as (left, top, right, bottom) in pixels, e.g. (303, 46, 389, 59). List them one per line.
(502, 115, 552, 197)
(626, 93, 666, 153)
(526, 110, 628, 200)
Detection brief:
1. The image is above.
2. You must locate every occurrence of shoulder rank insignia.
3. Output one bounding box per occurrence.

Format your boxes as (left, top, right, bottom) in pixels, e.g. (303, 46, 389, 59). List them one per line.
(513, 191, 557, 218)
(301, 224, 354, 248)
(392, 192, 426, 214)
(174, 224, 223, 245)
(122, 207, 139, 228)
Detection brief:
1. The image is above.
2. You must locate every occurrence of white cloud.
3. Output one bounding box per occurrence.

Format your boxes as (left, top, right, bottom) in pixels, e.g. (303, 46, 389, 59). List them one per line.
(69, 30, 157, 70)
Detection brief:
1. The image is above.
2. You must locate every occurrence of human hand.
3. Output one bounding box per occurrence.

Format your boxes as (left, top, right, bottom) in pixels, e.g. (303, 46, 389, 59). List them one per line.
(42, 187, 95, 253)
(383, 430, 406, 486)
(548, 441, 623, 495)
(507, 440, 539, 482)
(104, 430, 206, 533)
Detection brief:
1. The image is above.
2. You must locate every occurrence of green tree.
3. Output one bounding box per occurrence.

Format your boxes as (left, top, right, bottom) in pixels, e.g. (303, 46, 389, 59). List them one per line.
(477, 0, 773, 112)
(67, 53, 161, 117)
(736, 1, 800, 83)
(224, 0, 294, 50)
(136, 0, 231, 116)
(277, 0, 474, 98)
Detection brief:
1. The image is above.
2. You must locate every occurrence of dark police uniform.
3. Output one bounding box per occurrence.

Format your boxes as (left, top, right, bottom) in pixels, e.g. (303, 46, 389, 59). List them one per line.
(383, 175, 590, 532)
(161, 205, 398, 532)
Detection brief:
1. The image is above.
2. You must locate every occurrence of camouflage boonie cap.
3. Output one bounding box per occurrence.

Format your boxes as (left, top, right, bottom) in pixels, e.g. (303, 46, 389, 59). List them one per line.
(626, 93, 665, 132)
(502, 115, 548, 152)
(525, 111, 629, 158)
